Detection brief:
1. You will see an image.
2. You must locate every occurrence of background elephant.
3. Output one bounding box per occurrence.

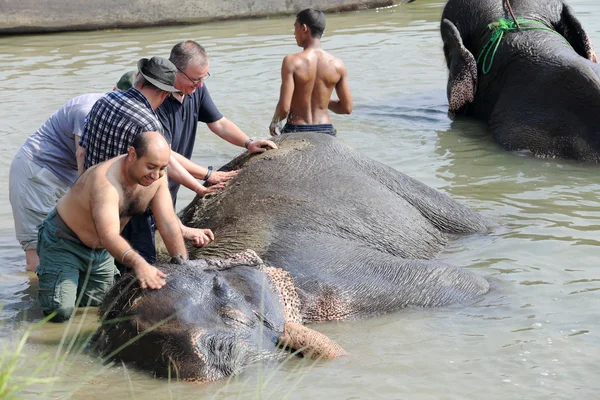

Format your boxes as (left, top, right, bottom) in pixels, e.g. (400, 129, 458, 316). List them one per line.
(94, 133, 493, 382)
(441, 0, 600, 161)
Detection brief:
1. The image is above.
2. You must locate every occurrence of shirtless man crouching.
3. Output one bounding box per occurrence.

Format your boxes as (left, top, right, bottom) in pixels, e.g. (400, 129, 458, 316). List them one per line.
(36, 131, 202, 322)
(270, 8, 353, 136)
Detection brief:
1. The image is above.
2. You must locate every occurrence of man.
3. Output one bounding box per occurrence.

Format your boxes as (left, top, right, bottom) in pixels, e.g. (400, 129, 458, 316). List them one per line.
(269, 8, 353, 136)
(157, 40, 278, 206)
(79, 56, 218, 268)
(37, 132, 187, 322)
(9, 72, 136, 271)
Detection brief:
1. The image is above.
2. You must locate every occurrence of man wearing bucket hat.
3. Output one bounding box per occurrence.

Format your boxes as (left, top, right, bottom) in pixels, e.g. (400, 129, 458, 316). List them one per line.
(9, 71, 137, 271)
(78, 56, 220, 273)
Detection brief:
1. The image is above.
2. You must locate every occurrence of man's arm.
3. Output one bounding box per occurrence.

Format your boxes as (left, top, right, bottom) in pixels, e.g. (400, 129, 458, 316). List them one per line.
(74, 135, 86, 176)
(167, 154, 224, 197)
(328, 62, 353, 115)
(270, 55, 296, 136)
(207, 117, 277, 153)
(90, 180, 166, 289)
(170, 151, 237, 185)
(179, 219, 214, 247)
(149, 176, 188, 260)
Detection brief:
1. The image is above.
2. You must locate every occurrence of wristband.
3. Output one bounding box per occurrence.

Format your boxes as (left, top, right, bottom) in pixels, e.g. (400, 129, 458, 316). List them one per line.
(121, 248, 134, 264)
(204, 166, 213, 181)
(244, 138, 255, 149)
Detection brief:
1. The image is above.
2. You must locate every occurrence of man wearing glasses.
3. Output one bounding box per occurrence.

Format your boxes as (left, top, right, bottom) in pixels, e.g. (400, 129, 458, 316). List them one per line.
(270, 9, 353, 136)
(157, 40, 278, 207)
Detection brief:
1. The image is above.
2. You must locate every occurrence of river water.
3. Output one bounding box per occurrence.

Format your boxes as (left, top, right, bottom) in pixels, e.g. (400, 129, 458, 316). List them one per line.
(0, 0, 599, 398)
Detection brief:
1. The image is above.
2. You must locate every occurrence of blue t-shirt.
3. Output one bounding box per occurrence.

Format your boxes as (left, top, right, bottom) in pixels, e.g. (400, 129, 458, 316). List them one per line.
(156, 85, 223, 202)
(20, 93, 104, 187)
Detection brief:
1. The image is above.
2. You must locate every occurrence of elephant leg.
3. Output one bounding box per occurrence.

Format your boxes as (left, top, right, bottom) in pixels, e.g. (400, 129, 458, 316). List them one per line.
(267, 234, 490, 322)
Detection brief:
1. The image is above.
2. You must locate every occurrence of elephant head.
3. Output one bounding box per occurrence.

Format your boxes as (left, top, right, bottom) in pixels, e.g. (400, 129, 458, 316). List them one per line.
(92, 250, 347, 382)
(442, 0, 598, 113)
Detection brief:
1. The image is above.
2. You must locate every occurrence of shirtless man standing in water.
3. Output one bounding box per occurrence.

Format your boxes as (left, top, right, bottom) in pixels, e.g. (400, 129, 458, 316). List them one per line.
(36, 131, 197, 322)
(270, 8, 353, 136)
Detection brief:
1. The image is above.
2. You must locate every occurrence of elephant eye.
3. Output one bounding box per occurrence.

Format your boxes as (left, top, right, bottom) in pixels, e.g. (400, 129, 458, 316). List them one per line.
(221, 308, 254, 327)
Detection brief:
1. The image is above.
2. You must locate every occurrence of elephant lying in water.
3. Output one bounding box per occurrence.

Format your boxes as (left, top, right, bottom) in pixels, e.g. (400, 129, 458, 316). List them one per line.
(441, 0, 600, 161)
(93, 133, 493, 382)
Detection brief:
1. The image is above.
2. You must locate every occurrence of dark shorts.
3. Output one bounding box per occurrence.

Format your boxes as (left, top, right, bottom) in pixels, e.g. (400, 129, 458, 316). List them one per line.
(281, 124, 337, 136)
(36, 208, 115, 322)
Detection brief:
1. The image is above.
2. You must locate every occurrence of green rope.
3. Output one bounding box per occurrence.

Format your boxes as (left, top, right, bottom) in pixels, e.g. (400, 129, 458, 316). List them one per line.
(477, 18, 567, 74)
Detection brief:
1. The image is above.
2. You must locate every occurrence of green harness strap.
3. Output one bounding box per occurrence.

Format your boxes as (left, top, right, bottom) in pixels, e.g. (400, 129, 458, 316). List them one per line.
(477, 18, 569, 74)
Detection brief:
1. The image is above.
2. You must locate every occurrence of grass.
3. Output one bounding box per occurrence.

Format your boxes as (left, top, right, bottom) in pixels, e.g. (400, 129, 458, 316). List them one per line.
(0, 302, 327, 400)
(0, 313, 59, 399)
(0, 260, 330, 399)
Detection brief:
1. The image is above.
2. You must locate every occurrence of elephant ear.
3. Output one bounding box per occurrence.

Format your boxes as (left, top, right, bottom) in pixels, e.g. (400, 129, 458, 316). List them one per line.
(554, 4, 598, 63)
(441, 19, 478, 113)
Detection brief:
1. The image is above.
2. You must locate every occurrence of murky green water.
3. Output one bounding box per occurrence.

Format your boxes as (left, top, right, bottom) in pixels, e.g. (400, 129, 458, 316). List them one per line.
(1, 1, 599, 398)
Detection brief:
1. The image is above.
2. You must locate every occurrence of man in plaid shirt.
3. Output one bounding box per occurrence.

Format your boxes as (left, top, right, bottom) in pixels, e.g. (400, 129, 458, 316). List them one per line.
(79, 56, 219, 271)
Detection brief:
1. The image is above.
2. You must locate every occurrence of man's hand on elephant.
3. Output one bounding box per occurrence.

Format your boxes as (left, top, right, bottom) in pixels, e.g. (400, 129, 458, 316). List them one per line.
(207, 170, 237, 185)
(182, 227, 214, 247)
(134, 263, 167, 290)
(248, 139, 278, 153)
(195, 182, 225, 197)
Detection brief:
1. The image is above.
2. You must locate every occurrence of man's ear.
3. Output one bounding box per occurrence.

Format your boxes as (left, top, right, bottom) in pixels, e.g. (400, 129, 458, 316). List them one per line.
(127, 146, 137, 161)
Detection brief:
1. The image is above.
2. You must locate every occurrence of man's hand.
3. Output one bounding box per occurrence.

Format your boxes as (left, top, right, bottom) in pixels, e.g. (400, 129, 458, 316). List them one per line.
(248, 139, 278, 153)
(269, 121, 282, 136)
(134, 263, 167, 290)
(182, 227, 215, 247)
(207, 170, 238, 185)
(195, 182, 226, 197)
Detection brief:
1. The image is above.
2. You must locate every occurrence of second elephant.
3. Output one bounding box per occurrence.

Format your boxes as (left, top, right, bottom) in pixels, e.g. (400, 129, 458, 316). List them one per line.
(441, 0, 600, 161)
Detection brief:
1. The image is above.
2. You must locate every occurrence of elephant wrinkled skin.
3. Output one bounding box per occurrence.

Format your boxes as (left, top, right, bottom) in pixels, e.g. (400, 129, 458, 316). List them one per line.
(441, 0, 600, 161)
(93, 133, 493, 382)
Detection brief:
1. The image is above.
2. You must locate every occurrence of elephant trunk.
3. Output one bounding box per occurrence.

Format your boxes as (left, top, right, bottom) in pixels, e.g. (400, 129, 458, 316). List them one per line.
(277, 321, 349, 359)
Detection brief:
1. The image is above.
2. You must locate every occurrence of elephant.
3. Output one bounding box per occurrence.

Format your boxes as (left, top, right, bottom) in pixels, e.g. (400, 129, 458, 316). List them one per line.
(441, 0, 600, 161)
(92, 133, 494, 382)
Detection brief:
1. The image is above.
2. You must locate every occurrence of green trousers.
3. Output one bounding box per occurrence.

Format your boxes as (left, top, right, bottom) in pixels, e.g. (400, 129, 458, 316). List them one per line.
(36, 208, 116, 322)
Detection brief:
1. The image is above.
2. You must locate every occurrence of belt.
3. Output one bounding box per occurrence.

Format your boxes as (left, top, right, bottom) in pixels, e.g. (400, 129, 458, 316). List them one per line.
(50, 210, 83, 244)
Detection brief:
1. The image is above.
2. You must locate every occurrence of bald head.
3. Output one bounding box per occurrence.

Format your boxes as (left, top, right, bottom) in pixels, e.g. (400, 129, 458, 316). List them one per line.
(132, 131, 170, 159)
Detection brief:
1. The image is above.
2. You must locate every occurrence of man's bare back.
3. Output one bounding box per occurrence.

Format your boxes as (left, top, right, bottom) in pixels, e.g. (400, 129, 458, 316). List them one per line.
(285, 48, 347, 124)
(271, 9, 353, 135)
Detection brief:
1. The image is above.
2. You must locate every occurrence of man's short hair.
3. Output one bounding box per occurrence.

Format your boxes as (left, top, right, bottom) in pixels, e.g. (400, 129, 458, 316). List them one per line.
(296, 8, 326, 38)
(139, 77, 168, 94)
(169, 40, 208, 71)
(131, 132, 151, 158)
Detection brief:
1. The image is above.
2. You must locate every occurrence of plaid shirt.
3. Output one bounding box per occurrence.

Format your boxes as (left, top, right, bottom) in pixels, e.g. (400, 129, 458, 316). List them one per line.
(79, 88, 163, 169)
